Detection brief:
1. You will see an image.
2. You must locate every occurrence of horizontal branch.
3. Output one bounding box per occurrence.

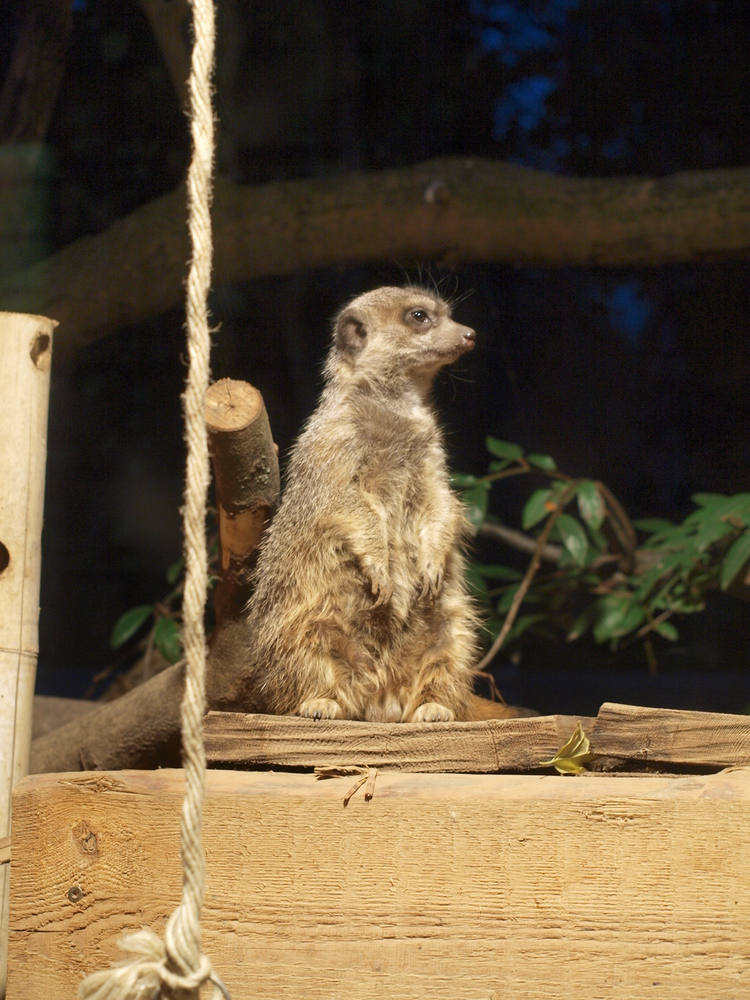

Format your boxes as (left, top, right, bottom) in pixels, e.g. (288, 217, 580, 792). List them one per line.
(3, 158, 750, 361)
(479, 521, 563, 562)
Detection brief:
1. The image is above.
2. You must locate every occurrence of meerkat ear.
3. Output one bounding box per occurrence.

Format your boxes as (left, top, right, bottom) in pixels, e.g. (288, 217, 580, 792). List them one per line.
(335, 311, 368, 353)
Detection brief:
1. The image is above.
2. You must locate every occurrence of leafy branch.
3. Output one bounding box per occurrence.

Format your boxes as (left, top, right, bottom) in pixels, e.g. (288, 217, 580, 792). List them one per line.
(455, 438, 750, 668)
(109, 555, 187, 667)
(107, 530, 220, 688)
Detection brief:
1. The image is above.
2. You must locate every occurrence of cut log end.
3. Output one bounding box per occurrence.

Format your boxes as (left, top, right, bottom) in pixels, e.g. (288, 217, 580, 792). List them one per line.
(206, 378, 263, 433)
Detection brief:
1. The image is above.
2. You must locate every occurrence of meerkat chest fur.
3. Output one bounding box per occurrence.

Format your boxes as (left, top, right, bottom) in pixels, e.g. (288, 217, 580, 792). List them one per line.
(248, 286, 479, 723)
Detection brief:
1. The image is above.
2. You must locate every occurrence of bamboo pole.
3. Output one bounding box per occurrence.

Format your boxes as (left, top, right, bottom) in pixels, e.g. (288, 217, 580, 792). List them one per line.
(0, 311, 54, 997)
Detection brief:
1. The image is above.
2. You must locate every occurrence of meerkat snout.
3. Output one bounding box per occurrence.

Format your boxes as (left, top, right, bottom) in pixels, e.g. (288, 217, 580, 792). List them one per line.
(458, 324, 476, 350)
(329, 286, 477, 384)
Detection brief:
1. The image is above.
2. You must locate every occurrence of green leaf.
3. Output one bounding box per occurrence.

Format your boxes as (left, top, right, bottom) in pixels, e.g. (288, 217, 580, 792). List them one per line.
(154, 617, 182, 664)
(691, 492, 731, 509)
(654, 620, 679, 641)
(593, 595, 645, 643)
(585, 523, 608, 552)
(473, 564, 524, 581)
(450, 472, 478, 488)
(485, 437, 523, 462)
(526, 453, 557, 472)
(567, 608, 594, 641)
(693, 493, 750, 517)
(556, 514, 588, 567)
(539, 721, 597, 775)
(488, 458, 515, 473)
(633, 517, 676, 534)
(462, 484, 489, 528)
(720, 530, 750, 590)
(549, 479, 569, 500)
(692, 492, 750, 512)
(693, 516, 736, 552)
(110, 604, 155, 649)
(166, 556, 185, 586)
(522, 488, 553, 530)
(576, 480, 605, 531)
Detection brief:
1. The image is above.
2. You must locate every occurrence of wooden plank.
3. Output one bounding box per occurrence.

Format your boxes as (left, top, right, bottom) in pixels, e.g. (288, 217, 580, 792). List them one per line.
(203, 704, 750, 774)
(8, 767, 750, 999)
(203, 711, 590, 772)
(592, 702, 750, 767)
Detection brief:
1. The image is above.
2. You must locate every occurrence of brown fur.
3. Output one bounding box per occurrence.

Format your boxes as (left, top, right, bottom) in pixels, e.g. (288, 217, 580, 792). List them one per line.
(245, 286, 479, 722)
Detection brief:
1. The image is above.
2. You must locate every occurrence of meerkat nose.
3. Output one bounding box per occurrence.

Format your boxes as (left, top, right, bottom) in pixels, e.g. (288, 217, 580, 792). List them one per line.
(461, 326, 476, 349)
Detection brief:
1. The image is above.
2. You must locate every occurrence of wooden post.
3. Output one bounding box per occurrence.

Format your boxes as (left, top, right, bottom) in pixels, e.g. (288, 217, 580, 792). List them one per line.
(0, 311, 54, 996)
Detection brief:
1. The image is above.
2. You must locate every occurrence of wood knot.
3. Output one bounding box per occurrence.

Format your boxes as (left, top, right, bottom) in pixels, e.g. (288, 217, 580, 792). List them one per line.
(72, 820, 99, 857)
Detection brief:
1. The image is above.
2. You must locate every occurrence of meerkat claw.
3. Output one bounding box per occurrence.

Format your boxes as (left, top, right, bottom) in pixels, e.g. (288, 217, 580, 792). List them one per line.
(298, 698, 344, 720)
(409, 701, 455, 723)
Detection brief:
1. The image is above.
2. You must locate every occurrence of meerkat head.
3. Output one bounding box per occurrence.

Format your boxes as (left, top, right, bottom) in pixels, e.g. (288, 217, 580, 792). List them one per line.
(327, 286, 475, 388)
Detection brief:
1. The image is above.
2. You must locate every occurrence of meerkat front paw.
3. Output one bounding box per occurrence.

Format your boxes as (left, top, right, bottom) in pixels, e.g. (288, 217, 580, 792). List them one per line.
(364, 563, 393, 608)
(418, 562, 444, 602)
(298, 698, 345, 720)
(409, 701, 455, 723)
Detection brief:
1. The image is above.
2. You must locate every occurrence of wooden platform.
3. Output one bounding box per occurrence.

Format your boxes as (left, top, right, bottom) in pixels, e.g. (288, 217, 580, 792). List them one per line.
(8, 763, 750, 998)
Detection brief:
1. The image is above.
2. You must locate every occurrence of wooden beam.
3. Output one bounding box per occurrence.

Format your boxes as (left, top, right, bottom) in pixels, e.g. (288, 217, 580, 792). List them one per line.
(203, 711, 587, 772)
(3, 160, 750, 363)
(592, 702, 750, 767)
(203, 702, 750, 772)
(9, 767, 750, 999)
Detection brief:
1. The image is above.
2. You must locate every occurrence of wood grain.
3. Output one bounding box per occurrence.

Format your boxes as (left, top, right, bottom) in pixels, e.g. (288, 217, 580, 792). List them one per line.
(0, 311, 54, 995)
(203, 711, 584, 772)
(8, 767, 750, 999)
(592, 702, 750, 767)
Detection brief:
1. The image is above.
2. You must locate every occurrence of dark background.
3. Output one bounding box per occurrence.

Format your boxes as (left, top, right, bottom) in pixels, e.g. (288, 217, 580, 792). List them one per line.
(3, 0, 750, 714)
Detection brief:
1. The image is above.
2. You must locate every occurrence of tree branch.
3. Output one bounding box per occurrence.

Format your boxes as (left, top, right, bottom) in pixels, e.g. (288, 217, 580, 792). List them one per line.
(475, 484, 578, 672)
(479, 520, 563, 562)
(3, 158, 750, 362)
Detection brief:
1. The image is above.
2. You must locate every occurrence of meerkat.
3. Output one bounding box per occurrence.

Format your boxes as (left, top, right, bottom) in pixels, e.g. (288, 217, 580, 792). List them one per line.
(246, 285, 479, 722)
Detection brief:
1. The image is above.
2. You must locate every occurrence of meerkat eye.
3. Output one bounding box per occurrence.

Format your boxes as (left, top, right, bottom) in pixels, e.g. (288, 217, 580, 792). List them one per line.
(405, 308, 433, 330)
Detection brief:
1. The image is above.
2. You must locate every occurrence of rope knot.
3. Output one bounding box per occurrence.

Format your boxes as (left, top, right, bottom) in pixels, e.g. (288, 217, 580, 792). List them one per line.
(77, 929, 230, 1000)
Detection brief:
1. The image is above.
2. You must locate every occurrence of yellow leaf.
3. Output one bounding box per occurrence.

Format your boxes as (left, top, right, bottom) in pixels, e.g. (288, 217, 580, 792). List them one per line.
(539, 721, 597, 775)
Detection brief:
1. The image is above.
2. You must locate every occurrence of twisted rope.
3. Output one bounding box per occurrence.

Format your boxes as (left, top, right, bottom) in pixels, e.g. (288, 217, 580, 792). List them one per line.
(79, 0, 225, 996)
